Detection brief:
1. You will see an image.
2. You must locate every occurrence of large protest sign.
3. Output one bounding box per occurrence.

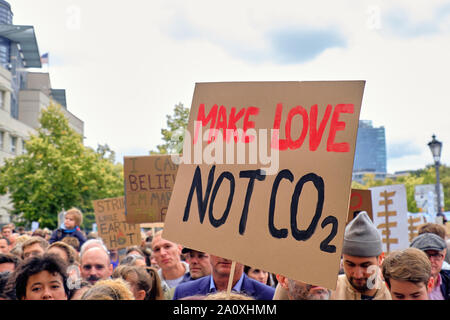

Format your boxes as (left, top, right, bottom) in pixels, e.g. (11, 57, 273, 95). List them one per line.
(347, 189, 373, 223)
(370, 184, 409, 253)
(93, 197, 142, 250)
(124, 155, 178, 224)
(162, 81, 365, 290)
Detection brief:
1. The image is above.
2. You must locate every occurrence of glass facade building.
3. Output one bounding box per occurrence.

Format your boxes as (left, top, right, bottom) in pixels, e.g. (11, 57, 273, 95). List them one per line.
(353, 120, 387, 173)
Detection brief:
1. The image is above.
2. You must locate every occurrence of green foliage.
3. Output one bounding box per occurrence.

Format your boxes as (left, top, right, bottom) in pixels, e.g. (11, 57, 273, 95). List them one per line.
(150, 102, 190, 155)
(353, 165, 450, 213)
(0, 104, 123, 229)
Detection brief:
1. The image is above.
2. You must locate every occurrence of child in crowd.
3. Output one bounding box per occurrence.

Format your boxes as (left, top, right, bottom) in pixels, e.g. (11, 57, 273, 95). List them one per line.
(49, 208, 87, 247)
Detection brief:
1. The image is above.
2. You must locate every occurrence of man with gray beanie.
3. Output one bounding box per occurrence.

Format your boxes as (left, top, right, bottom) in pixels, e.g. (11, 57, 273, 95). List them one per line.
(410, 233, 450, 300)
(331, 212, 391, 300)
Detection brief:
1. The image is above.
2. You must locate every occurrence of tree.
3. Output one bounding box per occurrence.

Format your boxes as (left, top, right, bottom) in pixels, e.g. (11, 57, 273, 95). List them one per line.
(352, 165, 450, 213)
(0, 104, 123, 229)
(150, 102, 190, 154)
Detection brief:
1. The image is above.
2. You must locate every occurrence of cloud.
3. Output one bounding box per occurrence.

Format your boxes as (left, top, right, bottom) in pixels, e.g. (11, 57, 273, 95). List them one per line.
(265, 27, 346, 64)
(165, 15, 346, 64)
(383, 3, 450, 38)
(387, 141, 422, 159)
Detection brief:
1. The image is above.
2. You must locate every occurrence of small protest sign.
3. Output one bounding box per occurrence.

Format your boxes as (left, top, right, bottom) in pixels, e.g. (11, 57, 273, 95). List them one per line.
(162, 81, 365, 290)
(370, 184, 409, 253)
(347, 189, 373, 223)
(93, 196, 142, 250)
(124, 155, 178, 224)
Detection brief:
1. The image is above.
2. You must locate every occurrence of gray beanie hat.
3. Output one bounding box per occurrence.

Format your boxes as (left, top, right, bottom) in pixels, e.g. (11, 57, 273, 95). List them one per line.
(342, 211, 382, 257)
(410, 233, 446, 251)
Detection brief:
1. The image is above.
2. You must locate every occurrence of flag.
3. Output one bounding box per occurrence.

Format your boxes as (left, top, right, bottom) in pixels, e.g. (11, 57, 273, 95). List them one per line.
(40, 52, 49, 65)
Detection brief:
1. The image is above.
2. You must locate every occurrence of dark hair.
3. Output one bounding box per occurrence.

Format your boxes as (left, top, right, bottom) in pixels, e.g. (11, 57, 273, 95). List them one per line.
(0, 253, 21, 268)
(0, 237, 10, 245)
(125, 246, 144, 257)
(243, 265, 271, 285)
(0, 271, 16, 300)
(13, 253, 69, 300)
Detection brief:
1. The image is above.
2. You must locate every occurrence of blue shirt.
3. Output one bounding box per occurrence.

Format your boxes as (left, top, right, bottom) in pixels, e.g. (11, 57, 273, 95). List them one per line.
(208, 272, 245, 293)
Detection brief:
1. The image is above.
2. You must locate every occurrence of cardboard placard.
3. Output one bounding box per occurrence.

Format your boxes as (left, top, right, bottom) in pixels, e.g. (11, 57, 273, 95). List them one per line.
(407, 212, 425, 243)
(124, 155, 178, 224)
(93, 196, 142, 250)
(162, 81, 365, 290)
(347, 189, 373, 223)
(446, 222, 450, 237)
(370, 184, 409, 253)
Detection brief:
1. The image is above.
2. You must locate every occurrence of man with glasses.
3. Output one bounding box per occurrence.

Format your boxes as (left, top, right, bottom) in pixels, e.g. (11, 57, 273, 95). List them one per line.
(410, 233, 450, 300)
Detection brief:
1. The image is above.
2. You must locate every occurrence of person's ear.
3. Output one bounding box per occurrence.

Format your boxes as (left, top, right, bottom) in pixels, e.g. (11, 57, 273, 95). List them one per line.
(427, 277, 435, 293)
(276, 275, 289, 290)
(108, 263, 113, 276)
(136, 289, 146, 300)
(377, 252, 385, 266)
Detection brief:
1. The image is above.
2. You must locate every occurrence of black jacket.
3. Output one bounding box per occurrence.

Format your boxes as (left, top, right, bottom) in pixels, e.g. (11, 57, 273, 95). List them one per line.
(440, 269, 450, 300)
(49, 227, 87, 247)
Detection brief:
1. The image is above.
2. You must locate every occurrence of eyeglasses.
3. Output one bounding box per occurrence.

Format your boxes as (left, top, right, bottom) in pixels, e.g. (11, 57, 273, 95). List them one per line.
(425, 252, 444, 260)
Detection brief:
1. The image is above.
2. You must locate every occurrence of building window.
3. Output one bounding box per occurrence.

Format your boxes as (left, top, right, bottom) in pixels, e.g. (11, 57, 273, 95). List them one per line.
(22, 139, 26, 154)
(10, 135, 16, 153)
(0, 131, 3, 150)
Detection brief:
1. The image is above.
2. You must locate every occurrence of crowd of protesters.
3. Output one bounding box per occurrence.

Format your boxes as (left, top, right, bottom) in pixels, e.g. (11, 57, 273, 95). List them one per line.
(0, 208, 449, 300)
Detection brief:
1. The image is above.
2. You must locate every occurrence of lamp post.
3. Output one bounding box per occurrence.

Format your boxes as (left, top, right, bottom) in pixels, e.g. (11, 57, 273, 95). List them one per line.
(427, 134, 443, 219)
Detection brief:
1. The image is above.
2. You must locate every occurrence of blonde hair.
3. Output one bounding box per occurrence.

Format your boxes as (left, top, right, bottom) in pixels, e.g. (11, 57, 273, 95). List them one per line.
(81, 278, 134, 300)
(65, 208, 83, 226)
(382, 248, 431, 288)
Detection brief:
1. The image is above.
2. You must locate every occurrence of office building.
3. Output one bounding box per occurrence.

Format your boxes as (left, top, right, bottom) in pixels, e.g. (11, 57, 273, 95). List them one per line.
(0, 0, 83, 224)
(352, 120, 387, 183)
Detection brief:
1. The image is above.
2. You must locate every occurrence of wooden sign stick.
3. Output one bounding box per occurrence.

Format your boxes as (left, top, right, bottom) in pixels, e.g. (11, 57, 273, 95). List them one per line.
(226, 261, 237, 300)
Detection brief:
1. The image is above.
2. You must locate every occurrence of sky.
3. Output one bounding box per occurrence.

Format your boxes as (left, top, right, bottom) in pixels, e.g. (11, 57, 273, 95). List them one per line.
(10, 0, 450, 173)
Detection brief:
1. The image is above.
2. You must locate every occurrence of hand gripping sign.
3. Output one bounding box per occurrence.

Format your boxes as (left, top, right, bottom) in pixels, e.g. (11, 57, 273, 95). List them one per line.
(162, 81, 365, 290)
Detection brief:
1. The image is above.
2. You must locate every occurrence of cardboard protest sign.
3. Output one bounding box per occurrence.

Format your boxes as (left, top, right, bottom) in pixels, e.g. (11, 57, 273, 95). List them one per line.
(162, 81, 365, 290)
(124, 155, 178, 224)
(93, 197, 142, 250)
(407, 212, 425, 243)
(347, 189, 373, 223)
(446, 222, 450, 237)
(370, 184, 409, 253)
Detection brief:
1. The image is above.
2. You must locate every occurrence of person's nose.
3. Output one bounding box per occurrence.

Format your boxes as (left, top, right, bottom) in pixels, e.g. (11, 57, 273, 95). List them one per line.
(41, 287, 53, 300)
(354, 267, 364, 278)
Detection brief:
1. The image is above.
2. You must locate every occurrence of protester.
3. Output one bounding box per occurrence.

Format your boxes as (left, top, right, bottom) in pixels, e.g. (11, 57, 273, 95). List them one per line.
(32, 228, 47, 239)
(61, 236, 81, 252)
(0, 237, 10, 254)
(0, 253, 20, 272)
(173, 255, 275, 300)
(12, 254, 69, 300)
(1, 224, 12, 241)
(49, 208, 87, 247)
(382, 248, 433, 300)
(125, 246, 145, 258)
(331, 212, 391, 300)
(21, 236, 49, 260)
(47, 241, 79, 266)
(113, 265, 153, 300)
(0, 271, 15, 300)
(120, 254, 147, 268)
(182, 247, 212, 280)
(244, 265, 272, 286)
(79, 238, 108, 257)
(81, 278, 134, 300)
(69, 280, 92, 300)
(410, 233, 450, 300)
(274, 274, 330, 300)
(151, 231, 190, 299)
(418, 223, 450, 270)
(80, 246, 113, 285)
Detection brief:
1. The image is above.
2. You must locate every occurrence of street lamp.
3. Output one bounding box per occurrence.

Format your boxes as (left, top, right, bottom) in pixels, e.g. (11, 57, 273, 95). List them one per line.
(427, 134, 443, 220)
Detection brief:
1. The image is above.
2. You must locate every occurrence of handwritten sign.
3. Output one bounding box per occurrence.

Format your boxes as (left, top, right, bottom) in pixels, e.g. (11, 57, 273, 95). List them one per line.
(162, 81, 365, 290)
(347, 189, 373, 223)
(93, 197, 142, 250)
(407, 213, 425, 243)
(124, 155, 178, 224)
(370, 184, 409, 253)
